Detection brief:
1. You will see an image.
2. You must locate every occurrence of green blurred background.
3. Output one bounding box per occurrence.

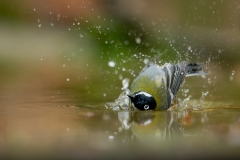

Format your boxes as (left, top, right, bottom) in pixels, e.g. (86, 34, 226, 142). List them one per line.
(0, 0, 240, 105)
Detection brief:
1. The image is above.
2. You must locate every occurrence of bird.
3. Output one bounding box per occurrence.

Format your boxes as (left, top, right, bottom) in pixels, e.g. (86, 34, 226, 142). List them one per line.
(127, 62, 204, 111)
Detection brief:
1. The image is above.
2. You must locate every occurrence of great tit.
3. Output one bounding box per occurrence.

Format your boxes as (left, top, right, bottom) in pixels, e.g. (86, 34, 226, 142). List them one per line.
(128, 62, 204, 111)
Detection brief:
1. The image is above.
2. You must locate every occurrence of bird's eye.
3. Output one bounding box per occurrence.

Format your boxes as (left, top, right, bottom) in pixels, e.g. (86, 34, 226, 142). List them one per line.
(144, 105, 149, 110)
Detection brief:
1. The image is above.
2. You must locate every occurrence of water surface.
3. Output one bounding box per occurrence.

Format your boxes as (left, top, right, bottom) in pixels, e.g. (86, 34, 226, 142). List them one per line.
(1, 88, 240, 159)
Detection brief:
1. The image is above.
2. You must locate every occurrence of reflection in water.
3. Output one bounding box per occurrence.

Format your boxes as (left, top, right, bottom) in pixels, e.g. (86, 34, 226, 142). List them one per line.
(118, 111, 182, 142)
(1, 90, 240, 159)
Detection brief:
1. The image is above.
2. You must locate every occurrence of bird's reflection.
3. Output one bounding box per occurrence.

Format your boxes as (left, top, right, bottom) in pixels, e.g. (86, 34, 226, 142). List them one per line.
(118, 111, 182, 141)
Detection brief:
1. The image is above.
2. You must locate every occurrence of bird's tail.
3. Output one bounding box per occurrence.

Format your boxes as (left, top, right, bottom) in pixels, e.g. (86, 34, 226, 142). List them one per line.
(164, 62, 204, 93)
(185, 63, 205, 77)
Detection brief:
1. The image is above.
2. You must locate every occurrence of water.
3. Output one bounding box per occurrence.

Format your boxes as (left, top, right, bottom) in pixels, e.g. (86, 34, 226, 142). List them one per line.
(1, 87, 240, 159)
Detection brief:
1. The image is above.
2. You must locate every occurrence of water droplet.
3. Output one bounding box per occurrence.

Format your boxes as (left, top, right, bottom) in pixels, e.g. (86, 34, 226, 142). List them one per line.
(230, 70, 235, 81)
(208, 78, 212, 85)
(135, 37, 141, 44)
(63, 64, 66, 67)
(50, 23, 54, 26)
(119, 74, 123, 80)
(183, 89, 189, 93)
(57, 14, 61, 20)
(38, 24, 41, 27)
(79, 34, 83, 38)
(118, 127, 123, 132)
(108, 135, 114, 140)
(200, 91, 209, 101)
(66, 78, 70, 81)
(108, 61, 116, 67)
(124, 40, 129, 45)
(103, 93, 106, 97)
(144, 58, 149, 64)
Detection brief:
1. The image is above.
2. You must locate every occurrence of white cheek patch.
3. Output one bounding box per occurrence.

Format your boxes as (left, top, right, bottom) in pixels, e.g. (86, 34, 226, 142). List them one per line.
(136, 91, 152, 97)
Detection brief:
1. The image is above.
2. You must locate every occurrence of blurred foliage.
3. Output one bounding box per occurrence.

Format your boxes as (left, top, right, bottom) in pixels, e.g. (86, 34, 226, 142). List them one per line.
(0, 0, 240, 103)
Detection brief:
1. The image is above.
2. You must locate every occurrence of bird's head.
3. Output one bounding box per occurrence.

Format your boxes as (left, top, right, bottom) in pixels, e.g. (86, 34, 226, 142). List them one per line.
(128, 91, 157, 110)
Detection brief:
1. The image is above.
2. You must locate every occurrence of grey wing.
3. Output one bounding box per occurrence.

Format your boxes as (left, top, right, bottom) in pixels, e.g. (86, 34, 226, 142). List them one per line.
(163, 62, 204, 108)
(170, 62, 188, 96)
(163, 62, 187, 109)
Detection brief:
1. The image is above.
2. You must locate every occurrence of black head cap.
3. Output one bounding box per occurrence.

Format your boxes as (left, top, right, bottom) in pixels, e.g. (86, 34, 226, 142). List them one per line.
(128, 91, 157, 110)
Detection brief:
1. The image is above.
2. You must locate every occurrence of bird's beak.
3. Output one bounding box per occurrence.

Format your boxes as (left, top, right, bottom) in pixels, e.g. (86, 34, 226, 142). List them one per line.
(127, 94, 137, 110)
(127, 94, 134, 101)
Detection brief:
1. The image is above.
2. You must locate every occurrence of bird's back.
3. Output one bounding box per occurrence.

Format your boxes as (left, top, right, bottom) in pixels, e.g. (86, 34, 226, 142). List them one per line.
(130, 62, 204, 110)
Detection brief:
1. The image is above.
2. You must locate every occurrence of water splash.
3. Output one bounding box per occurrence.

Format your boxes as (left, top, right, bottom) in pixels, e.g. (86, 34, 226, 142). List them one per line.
(105, 78, 132, 110)
(122, 78, 130, 90)
(105, 89, 131, 110)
